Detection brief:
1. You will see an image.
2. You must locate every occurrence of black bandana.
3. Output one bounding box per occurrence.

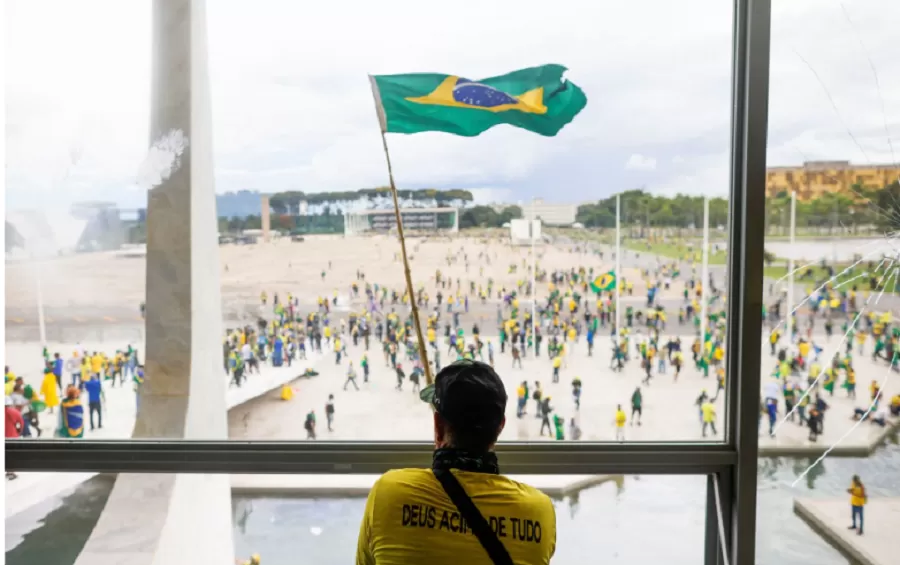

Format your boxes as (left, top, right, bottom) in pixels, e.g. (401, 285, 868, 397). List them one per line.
(432, 447, 500, 475)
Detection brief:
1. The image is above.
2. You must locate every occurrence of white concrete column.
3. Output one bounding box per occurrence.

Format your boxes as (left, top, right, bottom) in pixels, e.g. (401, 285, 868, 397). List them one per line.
(74, 2, 233, 564)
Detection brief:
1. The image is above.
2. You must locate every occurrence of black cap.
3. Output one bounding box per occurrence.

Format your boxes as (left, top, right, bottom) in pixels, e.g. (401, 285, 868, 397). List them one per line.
(419, 360, 507, 432)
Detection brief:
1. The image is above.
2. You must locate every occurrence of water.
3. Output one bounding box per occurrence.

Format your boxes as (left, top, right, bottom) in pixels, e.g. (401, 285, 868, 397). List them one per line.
(5, 474, 114, 565)
(232, 438, 900, 565)
(7, 439, 898, 564)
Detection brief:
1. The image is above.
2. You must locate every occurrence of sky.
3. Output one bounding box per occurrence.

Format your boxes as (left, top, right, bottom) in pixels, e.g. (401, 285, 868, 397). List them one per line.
(4, 0, 900, 211)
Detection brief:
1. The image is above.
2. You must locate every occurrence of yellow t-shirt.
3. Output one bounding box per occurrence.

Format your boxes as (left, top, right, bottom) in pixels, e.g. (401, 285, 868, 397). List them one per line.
(849, 485, 866, 507)
(701, 402, 716, 423)
(615, 410, 626, 427)
(356, 468, 556, 565)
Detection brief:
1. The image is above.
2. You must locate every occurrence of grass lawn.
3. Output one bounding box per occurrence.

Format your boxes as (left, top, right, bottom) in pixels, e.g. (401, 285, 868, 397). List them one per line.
(626, 240, 896, 291)
(761, 264, 897, 291)
(624, 241, 728, 265)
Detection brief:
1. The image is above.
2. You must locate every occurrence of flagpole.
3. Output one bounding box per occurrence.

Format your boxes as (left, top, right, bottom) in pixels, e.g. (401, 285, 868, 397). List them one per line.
(531, 197, 537, 357)
(787, 190, 796, 349)
(35, 257, 47, 346)
(700, 196, 709, 352)
(615, 193, 621, 333)
(378, 131, 433, 386)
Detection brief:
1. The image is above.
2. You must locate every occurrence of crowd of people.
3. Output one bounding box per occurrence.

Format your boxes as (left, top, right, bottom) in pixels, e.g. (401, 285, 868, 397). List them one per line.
(5, 346, 144, 479)
(8, 240, 900, 453)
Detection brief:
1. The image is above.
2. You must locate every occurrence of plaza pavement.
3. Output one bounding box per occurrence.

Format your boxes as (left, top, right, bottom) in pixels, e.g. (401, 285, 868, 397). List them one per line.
(3, 340, 325, 519)
(794, 497, 898, 565)
(228, 332, 900, 453)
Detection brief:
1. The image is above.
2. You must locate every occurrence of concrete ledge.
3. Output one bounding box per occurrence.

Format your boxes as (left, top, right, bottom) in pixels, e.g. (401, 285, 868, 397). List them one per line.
(794, 497, 898, 565)
(231, 473, 622, 499)
(758, 417, 900, 458)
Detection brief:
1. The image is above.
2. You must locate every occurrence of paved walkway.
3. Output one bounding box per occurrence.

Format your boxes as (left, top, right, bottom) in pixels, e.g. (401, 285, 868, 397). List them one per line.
(793, 497, 899, 565)
(4, 340, 325, 519)
(7, 328, 899, 517)
(229, 333, 900, 451)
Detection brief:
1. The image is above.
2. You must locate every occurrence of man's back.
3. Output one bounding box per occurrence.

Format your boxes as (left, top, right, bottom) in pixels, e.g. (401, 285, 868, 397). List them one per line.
(356, 468, 555, 565)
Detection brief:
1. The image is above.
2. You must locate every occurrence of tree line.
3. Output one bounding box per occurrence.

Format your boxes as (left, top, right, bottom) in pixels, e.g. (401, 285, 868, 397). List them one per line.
(577, 183, 900, 232)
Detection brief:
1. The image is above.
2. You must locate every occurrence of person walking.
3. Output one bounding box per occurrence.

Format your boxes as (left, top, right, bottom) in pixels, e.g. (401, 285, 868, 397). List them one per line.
(701, 398, 717, 437)
(395, 363, 406, 391)
(344, 362, 360, 391)
(532, 381, 543, 418)
(361, 353, 370, 383)
(569, 417, 582, 440)
(84, 374, 104, 431)
(614, 404, 627, 441)
(847, 475, 866, 535)
(325, 395, 335, 432)
(512, 346, 523, 369)
(410, 365, 421, 394)
(304, 410, 317, 440)
(539, 396, 553, 437)
(516, 381, 528, 418)
(630, 387, 643, 426)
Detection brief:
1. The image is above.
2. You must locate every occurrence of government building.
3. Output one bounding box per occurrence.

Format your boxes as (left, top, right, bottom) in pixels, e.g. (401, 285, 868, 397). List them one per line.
(765, 160, 900, 200)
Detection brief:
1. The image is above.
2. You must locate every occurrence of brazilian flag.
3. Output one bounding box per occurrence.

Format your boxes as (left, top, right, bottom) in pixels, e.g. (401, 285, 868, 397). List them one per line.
(590, 271, 616, 294)
(370, 64, 587, 137)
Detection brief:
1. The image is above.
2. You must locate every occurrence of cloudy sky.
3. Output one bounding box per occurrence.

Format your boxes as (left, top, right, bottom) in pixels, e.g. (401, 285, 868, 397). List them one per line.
(5, 0, 899, 211)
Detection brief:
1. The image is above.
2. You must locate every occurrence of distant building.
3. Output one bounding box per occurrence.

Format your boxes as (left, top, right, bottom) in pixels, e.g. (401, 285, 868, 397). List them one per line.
(344, 207, 459, 235)
(521, 199, 578, 226)
(765, 161, 900, 200)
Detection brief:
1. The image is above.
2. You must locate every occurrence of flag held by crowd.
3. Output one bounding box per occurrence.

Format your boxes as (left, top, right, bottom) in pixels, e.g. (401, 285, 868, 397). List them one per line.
(591, 271, 617, 294)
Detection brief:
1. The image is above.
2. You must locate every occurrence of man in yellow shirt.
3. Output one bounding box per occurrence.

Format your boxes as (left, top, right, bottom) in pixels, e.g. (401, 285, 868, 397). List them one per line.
(356, 360, 556, 565)
(551, 356, 562, 383)
(614, 404, 626, 441)
(701, 400, 717, 437)
(847, 475, 866, 535)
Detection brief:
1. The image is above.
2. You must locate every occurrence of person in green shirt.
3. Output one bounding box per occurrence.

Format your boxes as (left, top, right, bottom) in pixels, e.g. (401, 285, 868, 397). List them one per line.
(630, 387, 643, 426)
(553, 413, 565, 440)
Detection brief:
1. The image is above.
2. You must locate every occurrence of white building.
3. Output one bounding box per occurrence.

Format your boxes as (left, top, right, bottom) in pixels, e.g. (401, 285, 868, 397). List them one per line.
(521, 199, 577, 226)
(344, 207, 459, 235)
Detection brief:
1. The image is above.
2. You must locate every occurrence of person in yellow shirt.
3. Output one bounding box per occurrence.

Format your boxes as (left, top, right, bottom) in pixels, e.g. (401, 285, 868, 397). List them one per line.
(614, 404, 627, 441)
(356, 361, 556, 565)
(890, 394, 900, 417)
(701, 400, 717, 437)
(4, 366, 15, 397)
(552, 356, 562, 383)
(334, 337, 344, 364)
(847, 475, 866, 535)
(41, 368, 61, 414)
(90, 352, 103, 378)
(237, 553, 261, 565)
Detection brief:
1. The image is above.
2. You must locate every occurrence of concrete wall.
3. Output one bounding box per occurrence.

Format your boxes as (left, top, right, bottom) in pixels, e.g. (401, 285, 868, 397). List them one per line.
(73, 2, 234, 564)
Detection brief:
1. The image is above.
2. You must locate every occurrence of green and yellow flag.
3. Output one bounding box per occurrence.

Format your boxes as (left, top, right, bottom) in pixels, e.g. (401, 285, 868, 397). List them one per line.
(370, 64, 587, 137)
(590, 271, 616, 294)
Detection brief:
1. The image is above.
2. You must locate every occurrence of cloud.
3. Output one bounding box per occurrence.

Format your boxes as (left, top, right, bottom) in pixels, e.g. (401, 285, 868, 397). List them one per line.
(5, 0, 900, 210)
(625, 154, 658, 171)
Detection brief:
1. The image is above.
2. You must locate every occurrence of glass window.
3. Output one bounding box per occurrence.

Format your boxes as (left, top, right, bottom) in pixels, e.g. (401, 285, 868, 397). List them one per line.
(7, 472, 711, 565)
(5, 0, 742, 445)
(758, 0, 900, 563)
